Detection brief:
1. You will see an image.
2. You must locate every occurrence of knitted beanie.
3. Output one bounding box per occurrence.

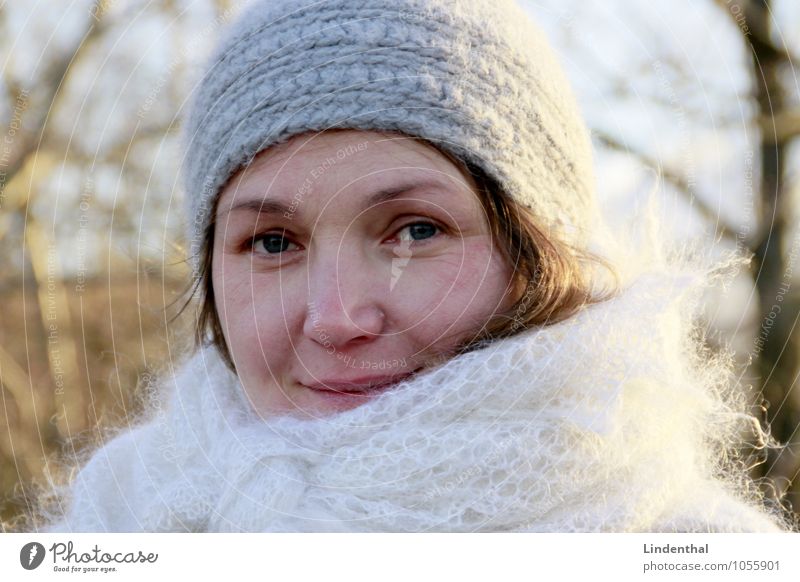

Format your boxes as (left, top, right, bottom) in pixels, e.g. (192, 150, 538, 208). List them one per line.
(181, 0, 598, 271)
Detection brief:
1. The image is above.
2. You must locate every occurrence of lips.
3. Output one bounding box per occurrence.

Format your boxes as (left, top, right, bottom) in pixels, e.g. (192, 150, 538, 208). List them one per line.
(302, 368, 422, 395)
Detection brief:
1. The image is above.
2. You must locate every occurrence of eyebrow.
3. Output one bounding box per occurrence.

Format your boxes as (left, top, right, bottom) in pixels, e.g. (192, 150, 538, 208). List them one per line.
(222, 179, 454, 218)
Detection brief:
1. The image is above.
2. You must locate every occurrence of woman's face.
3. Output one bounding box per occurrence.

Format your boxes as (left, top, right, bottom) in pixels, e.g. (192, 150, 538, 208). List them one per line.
(212, 129, 516, 418)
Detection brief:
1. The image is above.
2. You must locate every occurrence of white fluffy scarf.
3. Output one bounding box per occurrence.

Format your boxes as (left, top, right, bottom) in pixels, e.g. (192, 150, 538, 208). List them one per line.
(41, 219, 788, 533)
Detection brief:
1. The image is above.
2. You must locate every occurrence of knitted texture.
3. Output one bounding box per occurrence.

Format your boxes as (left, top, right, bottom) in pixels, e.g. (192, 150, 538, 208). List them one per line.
(181, 0, 598, 269)
(42, 213, 788, 532)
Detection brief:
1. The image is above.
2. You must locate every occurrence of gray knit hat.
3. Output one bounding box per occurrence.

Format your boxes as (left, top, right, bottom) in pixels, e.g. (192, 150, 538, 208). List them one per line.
(181, 0, 598, 272)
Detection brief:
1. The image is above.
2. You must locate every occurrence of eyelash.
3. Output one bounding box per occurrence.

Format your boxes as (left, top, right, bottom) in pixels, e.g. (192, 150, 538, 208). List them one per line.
(246, 220, 444, 259)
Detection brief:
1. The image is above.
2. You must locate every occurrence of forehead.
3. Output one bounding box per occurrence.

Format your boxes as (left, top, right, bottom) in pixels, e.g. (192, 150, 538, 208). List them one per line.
(215, 130, 477, 213)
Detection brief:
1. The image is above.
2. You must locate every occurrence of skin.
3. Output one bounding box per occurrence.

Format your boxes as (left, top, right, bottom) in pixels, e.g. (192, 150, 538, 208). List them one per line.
(212, 129, 516, 419)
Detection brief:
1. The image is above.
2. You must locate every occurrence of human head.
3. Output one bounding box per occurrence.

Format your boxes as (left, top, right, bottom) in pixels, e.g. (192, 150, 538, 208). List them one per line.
(179, 0, 619, 416)
(182, 0, 601, 266)
(210, 128, 517, 417)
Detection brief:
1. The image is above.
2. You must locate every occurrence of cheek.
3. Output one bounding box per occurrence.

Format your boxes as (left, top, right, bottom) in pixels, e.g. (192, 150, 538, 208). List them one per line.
(212, 259, 293, 376)
(393, 237, 511, 330)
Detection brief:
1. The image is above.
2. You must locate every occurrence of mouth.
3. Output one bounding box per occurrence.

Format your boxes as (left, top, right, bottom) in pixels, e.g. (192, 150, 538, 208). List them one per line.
(301, 367, 424, 397)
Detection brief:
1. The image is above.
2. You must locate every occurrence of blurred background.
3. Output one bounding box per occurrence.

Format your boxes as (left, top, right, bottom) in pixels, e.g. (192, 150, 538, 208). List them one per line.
(1, 0, 799, 527)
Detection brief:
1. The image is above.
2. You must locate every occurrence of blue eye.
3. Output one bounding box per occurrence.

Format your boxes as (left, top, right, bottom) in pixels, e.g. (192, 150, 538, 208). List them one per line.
(398, 221, 439, 242)
(248, 221, 441, 259)
(253, 232, 299, 255)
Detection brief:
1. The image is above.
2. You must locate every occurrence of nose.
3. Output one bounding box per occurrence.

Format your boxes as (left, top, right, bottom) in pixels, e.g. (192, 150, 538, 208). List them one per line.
(303, 250, 385, 349)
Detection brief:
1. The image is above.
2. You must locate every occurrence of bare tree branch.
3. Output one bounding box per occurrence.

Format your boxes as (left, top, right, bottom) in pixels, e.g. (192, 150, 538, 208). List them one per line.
(760, 107, 800, 144)
(714, 0, 799, 62)
(594, 130, 740, 245)
(1, 10, 110, 193)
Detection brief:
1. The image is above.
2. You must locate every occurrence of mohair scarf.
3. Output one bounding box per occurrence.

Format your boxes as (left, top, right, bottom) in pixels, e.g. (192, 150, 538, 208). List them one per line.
(40, 217, 788, 533)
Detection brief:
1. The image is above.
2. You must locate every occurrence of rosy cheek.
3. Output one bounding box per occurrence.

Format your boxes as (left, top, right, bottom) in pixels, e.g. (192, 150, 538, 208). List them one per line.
(443, 242, 509, 315)
(443, 239, 500, 286)
(384, 252, 472, 330)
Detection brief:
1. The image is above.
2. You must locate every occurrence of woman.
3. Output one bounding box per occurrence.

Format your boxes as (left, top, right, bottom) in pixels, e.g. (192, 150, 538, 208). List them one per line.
(36, 0, 790, 532)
